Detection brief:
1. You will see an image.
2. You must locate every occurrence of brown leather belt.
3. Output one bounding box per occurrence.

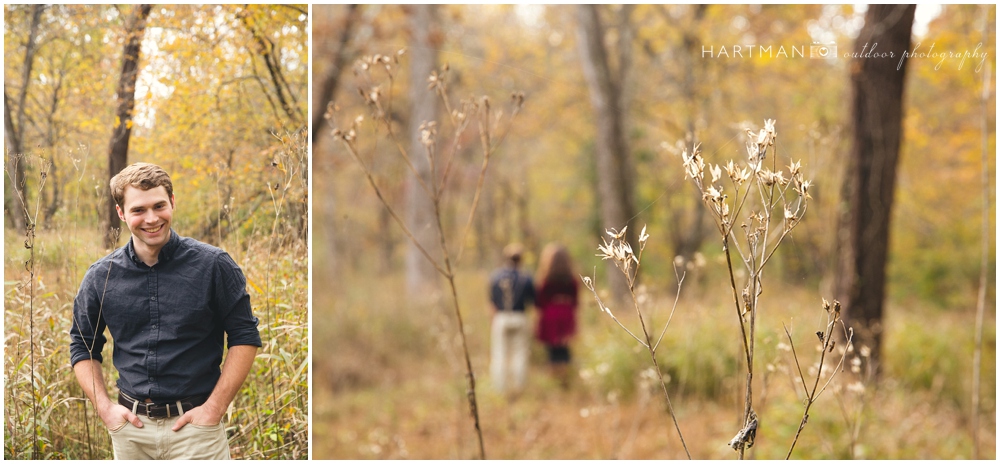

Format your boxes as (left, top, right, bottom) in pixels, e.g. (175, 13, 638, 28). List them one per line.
(118, 392, 208, 419)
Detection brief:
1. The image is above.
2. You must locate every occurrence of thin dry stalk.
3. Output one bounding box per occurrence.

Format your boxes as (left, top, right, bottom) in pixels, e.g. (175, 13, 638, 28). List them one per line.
(6, 154, 52, 458)
(331, 54, 523, 459)
(835, 343, 875, 459)
(351, 52, 433, 199)
(261, 133, 303, 439)
(68, 225, 122, 459)
(971, 16, 992, 458)
(782, 299, 854, 458)
(4, 153, 25, 456)
(679, 119, 811, 458)
(652, 266, 686, 352)
(583, 225, 692, 459)
(827, 344, 870, 459)
(454, 93, 524, 265)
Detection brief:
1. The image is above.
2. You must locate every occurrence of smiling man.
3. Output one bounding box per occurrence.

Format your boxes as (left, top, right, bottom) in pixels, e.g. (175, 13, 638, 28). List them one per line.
(70, 162, 261, 460)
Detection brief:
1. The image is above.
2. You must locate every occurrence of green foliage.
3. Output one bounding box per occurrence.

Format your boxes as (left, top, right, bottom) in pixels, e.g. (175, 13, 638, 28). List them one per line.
(659, 320, 742, 401)
(577, 335, 647, 401)
(884, 308, 997, 411)
(577, 315, 742, 403)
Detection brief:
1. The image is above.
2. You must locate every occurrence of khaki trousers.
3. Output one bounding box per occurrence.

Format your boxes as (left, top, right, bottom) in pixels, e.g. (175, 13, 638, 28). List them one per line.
(490, 311, 530, 393)
(109, 416, 230, 460)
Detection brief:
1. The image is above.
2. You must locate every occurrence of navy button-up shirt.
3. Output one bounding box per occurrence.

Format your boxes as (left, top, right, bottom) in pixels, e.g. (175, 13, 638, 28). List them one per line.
(489, 266, 535, 312)
(70, 232, 262, 402)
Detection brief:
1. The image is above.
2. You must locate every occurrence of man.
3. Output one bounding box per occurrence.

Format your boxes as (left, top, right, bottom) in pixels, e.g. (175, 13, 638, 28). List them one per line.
(488, 243, 535, 394)
(70, 162, 261, 460)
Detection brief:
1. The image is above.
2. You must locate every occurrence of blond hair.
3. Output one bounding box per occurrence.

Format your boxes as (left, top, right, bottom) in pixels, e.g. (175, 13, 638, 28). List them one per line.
(110, 162, 173, 207)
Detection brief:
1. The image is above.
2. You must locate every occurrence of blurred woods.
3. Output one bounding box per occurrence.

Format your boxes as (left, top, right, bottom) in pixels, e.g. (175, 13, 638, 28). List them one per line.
(314, 4, 995, 459)
(316, 5, 993, 317)
(4, 4, 308, 459)
(5, 4, 308, 244)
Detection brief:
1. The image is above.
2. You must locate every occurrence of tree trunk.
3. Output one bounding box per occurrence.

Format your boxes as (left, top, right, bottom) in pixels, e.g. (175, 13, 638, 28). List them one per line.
(4, 93, 28, 235)
(312, 4, 359, 147)
(836, 4, 915, 372)
(405, 4, 441, 297)
(314, 5, 360, 282)
(43, 66, 68, 224)
(378, 206, 395, 273)
(576, 4, 638, 300)
(473, 175, 495, 265)
(239, 7, 304, 128)
(104, 4, 152, 249)
(516, 171, 536, 255)
(4, 5, 44, 235)
(672, 5, 710, 262)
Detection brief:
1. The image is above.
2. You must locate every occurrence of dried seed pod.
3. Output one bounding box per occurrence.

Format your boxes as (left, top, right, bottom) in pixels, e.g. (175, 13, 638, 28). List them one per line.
(728, 410, 758, 451)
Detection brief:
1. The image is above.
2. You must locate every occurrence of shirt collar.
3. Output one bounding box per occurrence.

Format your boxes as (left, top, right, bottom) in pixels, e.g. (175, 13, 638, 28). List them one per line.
(125, 230, 180, 266)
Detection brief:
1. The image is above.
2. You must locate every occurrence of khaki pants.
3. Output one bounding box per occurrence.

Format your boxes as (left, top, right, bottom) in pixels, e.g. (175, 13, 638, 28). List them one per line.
(109, 416, 230, 460)
(490, 311, 530, 393)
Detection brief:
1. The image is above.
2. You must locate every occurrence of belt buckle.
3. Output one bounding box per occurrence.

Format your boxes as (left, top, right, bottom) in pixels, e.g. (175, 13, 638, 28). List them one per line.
(145, 401, 164, 419)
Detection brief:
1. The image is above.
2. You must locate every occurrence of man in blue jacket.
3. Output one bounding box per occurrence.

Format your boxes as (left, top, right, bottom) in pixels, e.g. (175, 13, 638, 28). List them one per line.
(488, 243, 535, 394)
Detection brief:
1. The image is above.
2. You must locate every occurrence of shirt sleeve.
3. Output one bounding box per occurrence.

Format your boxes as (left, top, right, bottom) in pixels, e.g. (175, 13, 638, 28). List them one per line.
(214, 252, 262, 348)
(69, 263, 109, 367)
(488, 272, 502, 309)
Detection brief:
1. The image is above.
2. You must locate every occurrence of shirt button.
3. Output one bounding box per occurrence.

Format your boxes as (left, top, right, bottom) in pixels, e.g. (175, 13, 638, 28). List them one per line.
(151, 296, 156, 301)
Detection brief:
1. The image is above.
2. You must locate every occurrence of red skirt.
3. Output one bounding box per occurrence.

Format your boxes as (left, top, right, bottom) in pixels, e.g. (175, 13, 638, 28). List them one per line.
(537, 303, 576, 346)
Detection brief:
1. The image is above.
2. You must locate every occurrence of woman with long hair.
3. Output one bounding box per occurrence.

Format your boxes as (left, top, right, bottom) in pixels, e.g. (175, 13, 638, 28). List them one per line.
(534, 243, 578, 387)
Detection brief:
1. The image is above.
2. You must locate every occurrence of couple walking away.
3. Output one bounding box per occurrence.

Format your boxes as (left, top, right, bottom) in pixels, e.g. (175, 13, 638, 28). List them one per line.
(488, 243, 579, 394)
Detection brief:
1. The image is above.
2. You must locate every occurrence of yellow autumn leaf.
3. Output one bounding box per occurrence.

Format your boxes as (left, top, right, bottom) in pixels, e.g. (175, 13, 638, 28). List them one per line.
(246, 278, 263, 294)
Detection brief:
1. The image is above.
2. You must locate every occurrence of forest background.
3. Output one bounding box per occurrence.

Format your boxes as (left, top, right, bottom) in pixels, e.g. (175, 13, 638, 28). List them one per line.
(313, 4, 996, 459)
(4, 4, 308, 459)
